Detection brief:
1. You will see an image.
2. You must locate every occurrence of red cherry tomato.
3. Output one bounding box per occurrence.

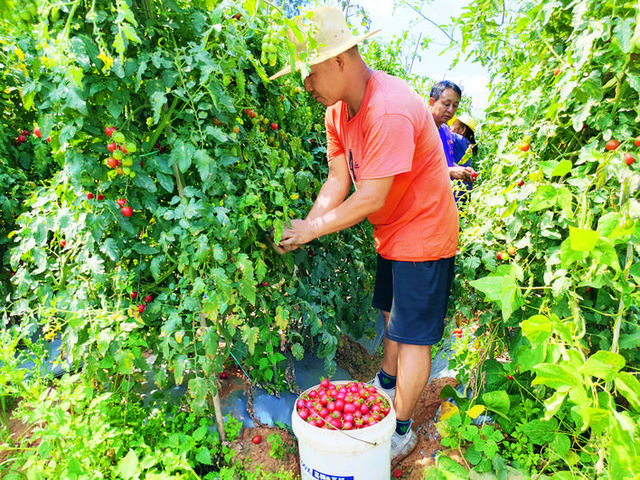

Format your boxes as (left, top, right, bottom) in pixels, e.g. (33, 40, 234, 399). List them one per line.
(605, 139, 619, 151)
(121, 206, 133, 217)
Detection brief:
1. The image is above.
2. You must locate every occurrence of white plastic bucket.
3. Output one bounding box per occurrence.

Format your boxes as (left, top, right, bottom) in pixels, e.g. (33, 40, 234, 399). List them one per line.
(291, 381, 396, 480)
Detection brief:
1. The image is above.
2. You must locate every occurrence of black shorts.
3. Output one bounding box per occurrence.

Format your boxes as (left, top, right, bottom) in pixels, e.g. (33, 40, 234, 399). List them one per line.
(372, 254, 455, 346)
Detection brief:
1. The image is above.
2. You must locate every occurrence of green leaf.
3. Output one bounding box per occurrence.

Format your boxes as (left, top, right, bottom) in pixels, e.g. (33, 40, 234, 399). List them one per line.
(171, 140, 195, 173)
(122, 24, 142, 44)
(291, 343, 304, 360)
(464, 445, 483, 466)
(435, 454, 469, 477)
(241, 325, 259, 355)
(174, 354, 188, 385)
(519, 418, 558, 445)
(133, 173, 157, 192)
(500, 272, 523, 321)
(580, 351, 625, 381)
(469, 275, 502, 302)
(572, 405, 610, 435)
(150, 255, 164, 280)
(532, 363, 580, 390)
(500, 200, 518, 218)
(132, 243, 159, 255)
(615, 372, 640, 411)
(114, 350, 135, 374)
(550, 433, 571, 458)
(195, 446, 212, 465)
(521, 315, 553, 345)
(544, 390, 568, 419)
(66, 457, 83, 475)
(569, 226, 599, 252)
(592, 240, 621, 272)
(150, 90, 167, 124)
(597, 212, 622, 238)
(156, 172, 174, 193)
(556, 187, 573, 218)
(192, 424, 208, 442)
(551, 160, 573, 177)
(559, 237, 589, 268)
(118, 449, 140, 479)
(439, 384, 470, 411)
(619, 326, 640, 350)
(195, 149, 213, 182)
(529, 185, 557, 212)
(99, 238, 120, 262)
(481, 390, 510, 418)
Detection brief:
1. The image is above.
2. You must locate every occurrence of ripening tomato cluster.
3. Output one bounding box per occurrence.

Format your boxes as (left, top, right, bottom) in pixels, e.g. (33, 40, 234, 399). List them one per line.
(128, 291, 152, 315)
(453, 327, 464, 339)
(104, 126, 139, 178)
(296, 378, 392, 431)
(243, 109, 279, 131)
(116, 198, 133, 218)
(605, 136, 640, 166)
(13, 126, 51, 145)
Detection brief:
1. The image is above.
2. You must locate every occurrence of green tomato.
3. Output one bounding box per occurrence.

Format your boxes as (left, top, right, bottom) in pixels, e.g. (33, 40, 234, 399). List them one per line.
(125, 142, 137, 153)
(112, 131, 125, 144)
(122, 157, 133, 167)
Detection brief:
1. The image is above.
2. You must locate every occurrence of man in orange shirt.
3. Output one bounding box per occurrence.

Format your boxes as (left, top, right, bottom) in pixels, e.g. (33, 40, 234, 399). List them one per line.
(272, 7, 459, 466)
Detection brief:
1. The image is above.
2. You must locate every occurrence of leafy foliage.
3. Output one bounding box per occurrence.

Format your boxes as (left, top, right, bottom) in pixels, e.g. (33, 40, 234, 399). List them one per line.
(448, 0, 640, 477)
(2, 0, 378, 411)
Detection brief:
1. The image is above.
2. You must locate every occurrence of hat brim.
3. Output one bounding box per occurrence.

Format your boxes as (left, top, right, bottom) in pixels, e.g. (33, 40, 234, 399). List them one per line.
(268, 29, 381, 81)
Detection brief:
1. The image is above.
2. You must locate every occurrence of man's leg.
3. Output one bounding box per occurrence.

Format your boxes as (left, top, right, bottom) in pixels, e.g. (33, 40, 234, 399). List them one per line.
(380, 311, 398, 376)
(394, 343, 431, 421)
(380, 310, 431, 420)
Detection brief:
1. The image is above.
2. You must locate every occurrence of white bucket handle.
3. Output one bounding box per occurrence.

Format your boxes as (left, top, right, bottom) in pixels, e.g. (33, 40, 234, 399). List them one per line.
(315, 413, 379, 446)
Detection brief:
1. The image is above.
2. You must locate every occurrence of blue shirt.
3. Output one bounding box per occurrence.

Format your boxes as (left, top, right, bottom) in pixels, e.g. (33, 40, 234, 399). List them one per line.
(438, 124, 455, 167)
(439, 125, 473, 206)
(453, 133, 472, 167)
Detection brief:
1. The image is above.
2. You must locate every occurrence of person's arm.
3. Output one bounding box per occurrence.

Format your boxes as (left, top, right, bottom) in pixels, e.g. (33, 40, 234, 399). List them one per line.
(305, 153, 352, 221)
(280, 175, 394, 247)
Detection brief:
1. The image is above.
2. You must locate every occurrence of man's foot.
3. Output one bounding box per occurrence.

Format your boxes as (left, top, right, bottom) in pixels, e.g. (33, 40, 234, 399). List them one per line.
(390, 428, 418, 467)
(369, 374, 396, 402)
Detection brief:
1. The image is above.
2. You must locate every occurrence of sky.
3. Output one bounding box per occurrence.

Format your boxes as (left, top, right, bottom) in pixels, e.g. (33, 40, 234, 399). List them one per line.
(344, 0, 492, 117)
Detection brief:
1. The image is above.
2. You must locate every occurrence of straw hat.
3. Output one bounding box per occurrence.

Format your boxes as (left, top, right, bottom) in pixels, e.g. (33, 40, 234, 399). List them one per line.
(269, 7, 380, 81)
(455, 113, 478, 133)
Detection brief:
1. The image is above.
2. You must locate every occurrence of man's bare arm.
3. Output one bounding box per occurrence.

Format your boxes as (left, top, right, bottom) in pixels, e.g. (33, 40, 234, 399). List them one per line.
(305, 153, 352, 222)
(280, 175, 394, 246)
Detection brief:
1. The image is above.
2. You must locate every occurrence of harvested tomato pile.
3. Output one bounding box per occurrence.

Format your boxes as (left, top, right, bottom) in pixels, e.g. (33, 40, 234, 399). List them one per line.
(296, 378, 392, 430)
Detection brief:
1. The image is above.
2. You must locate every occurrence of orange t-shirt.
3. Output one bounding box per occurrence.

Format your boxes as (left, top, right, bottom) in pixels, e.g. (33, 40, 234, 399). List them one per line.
(325, 71, 459, 261)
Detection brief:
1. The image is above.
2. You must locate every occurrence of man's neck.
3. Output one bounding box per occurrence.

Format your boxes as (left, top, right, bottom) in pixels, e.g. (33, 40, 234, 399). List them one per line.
(344, 65, 376, 119)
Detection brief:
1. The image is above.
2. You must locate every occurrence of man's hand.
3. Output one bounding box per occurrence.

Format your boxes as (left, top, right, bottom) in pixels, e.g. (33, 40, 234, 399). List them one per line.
(280, 219, 319, 248)
(449, 166, 477, 183)
(266, 228, 297, 255)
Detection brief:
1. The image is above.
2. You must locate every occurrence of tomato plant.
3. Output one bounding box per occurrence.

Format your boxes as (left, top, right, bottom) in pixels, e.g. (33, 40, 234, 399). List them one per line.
(1, 0, 381, 424)
(450, 0, 640, 477)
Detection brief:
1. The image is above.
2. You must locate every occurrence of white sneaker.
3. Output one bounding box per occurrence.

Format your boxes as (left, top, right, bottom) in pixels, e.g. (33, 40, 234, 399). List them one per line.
(390, 427, 418, 467)
(369, 374, 396, 402)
